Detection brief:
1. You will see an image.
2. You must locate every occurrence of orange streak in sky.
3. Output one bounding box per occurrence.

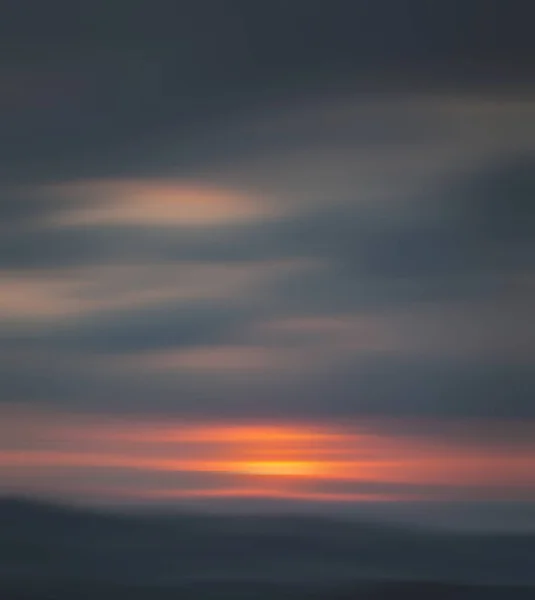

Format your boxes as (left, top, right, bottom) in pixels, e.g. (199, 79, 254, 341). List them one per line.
(123, 487, 406, 503)
(1, 411, 534, 503)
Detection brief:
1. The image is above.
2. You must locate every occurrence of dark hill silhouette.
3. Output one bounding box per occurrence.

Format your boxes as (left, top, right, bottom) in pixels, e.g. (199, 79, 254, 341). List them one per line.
(0, 497, 534, 599)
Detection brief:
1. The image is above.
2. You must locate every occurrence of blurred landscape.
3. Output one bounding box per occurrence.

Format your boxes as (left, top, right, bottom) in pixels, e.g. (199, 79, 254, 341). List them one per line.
(1, 498, 534, 599)
(2, 2, 535, 598)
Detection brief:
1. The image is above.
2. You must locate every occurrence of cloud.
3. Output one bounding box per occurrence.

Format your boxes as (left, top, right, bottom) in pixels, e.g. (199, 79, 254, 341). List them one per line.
(288, 357, 535, 419)
(452, 153, 535, 249)
(43, 180, 283, 227)
(1, 0, 534, 187)
(1, 409, 533, 507)
(1, 2, 535, 519)
(0, 260, 309, 322)
(5, 146, 535, 282)
(1, 91, 534, 423)
(33, 301, 250, 355)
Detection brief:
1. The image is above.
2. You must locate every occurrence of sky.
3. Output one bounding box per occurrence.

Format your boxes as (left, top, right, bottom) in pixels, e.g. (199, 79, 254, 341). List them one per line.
(1, 1, 534, 524)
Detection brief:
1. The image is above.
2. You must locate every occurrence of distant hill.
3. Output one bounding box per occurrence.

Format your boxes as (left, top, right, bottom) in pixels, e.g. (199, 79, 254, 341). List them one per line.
(0, 497, 534, 599)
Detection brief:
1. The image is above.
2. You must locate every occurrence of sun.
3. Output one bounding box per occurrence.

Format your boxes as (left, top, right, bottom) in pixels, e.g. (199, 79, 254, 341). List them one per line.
(204, 424, 336, 479)
(231, 460, 322, 477)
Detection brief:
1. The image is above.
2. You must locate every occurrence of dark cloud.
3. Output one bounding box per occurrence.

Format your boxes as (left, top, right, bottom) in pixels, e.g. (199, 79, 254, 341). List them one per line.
(1, 0, 534, 532)
(0, 2, 534, 427)
(3, 340, 532, 419)
(173, 356, 533, 420)
(0, 185, 89, 230)
(0, 222, 267, 270)
(61, 302, 251, 355)
(0, 0, 534, 183)
(453, 153, 535, 247)
(2, 1, 533, 80)
(0, 226, 106, 270)
(260, 153, 535, 279)
(2, 300, 251, 355)
(4, 152, 534, 282)
(294, 358, 535, 419)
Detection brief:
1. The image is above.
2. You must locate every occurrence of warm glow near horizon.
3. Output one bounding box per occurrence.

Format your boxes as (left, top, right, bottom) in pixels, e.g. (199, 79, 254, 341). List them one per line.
(1, 408, 534, 505)
(230, 460, 326, 477)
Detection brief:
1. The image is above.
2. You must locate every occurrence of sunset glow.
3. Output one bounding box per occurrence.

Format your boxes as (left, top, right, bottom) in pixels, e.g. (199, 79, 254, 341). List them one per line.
(229, 460, 326, 477)
(1, 408, 534, 505)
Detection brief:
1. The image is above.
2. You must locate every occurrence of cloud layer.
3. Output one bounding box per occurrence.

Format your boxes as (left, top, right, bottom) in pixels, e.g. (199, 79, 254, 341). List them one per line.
(1, 93, 534, 426)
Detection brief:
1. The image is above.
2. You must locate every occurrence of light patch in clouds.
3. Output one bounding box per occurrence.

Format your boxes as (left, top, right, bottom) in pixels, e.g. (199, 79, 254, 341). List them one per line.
(0, 259, 314, 322)
(121, 345, 311, 374)
(0, 408, 533, 505)
(107, 293, 535, 381)
(194, 94, 535, 225)
(113, 317, 398, 377)
(246, 298, 535, 366)
(253, 315, 402, 351)
(43, 179, 282, 227)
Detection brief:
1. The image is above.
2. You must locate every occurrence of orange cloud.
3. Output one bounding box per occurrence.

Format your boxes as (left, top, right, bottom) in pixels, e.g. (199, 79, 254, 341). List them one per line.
(0, 260, 312, 322)
(44, 180, 282, 227)
(109, 487, 403, 503)
(0, 409, 534, 504)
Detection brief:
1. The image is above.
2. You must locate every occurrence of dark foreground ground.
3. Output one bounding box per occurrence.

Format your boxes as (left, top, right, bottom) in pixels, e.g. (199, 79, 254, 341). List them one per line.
(1, 498, 534, 599)
(1, 579, 535, 600)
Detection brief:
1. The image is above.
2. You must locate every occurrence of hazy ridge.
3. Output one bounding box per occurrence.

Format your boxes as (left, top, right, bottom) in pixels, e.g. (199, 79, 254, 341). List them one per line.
(1, 497, 534, 599)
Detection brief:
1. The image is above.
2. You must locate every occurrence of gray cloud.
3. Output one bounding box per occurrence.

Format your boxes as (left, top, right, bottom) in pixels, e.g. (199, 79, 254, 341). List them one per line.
(1, 0, 535, 526)
(453, 153, 535, 249)
(0, 16, 534, 424)
(1, 1, 534, 185)
(1, 151, 535, 277)
(3, 340, 533, 419)
(2, 299, 252, 355)
(292, 358, 535, 420)
(59, 301, 252, 355)
(1, 149, 534, 421)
